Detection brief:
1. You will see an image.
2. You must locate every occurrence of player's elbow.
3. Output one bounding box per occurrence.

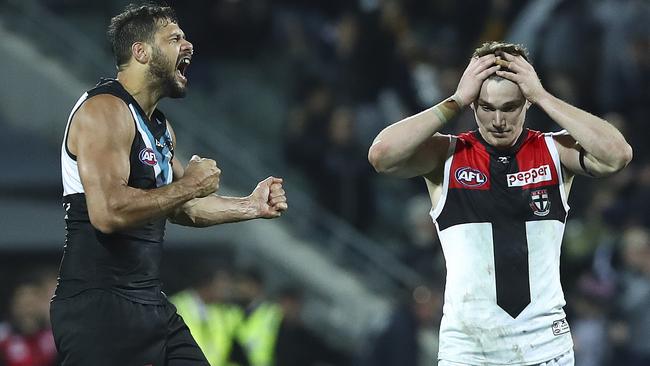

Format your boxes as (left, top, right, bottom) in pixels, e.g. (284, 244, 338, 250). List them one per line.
(595, 143, 633, 177)
(368, 142, 392, 174)
(88, 201, 129, 234)
(608, 142, 633, 173)
(90, 214, 123, 234)
(620, 143, 633, 168)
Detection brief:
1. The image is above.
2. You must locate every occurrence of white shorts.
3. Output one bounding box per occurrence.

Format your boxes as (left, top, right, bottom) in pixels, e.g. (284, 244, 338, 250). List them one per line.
(437, 349, 574, 366)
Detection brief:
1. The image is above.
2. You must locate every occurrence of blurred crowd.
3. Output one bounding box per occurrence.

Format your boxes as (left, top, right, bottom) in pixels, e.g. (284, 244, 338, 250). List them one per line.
(0, 269, 58, 366)
(271, 1, 650, 364)
(1, 257, 352, 366)
(239, 1, 649, 363)
(3, 0, 648, 365)
(165, 259, 351, 366)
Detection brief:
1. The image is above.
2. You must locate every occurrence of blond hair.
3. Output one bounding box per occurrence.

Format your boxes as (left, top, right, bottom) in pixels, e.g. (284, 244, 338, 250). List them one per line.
(473, 41, 530, 62)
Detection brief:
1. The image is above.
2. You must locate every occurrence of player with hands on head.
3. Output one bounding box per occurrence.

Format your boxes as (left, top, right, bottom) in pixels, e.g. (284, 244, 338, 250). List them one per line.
(369, 41, 632, 366)
(51, 4, 287, 366)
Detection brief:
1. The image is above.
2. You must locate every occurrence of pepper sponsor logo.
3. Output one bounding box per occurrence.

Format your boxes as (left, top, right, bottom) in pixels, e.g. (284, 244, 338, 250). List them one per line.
(139, 148, 157, 166)
(507, 165, 552, 187)
(455, 167, 487, 187)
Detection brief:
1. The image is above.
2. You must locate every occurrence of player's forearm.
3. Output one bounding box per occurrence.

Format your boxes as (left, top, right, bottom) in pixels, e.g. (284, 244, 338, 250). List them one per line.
(169, 194, 259, 227)
(368, 96, 460, 173)
(91, 180, 198, 233)
(537, 91, 633, 171)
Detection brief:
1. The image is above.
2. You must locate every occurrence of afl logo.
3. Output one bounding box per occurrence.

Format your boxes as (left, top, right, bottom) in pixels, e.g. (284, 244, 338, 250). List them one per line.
(139, 148, 157, 166)
(455, 167, 487, 187)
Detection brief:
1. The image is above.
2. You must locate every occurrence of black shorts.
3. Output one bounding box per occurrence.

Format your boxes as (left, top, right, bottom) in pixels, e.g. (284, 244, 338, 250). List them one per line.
(50, 289, 208, 366)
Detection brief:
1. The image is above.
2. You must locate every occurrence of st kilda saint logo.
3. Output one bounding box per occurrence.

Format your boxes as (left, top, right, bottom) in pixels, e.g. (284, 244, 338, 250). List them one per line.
(530, 189, 550, 216)
(455, 167, 487, 187)
(139, 147, 158, 166)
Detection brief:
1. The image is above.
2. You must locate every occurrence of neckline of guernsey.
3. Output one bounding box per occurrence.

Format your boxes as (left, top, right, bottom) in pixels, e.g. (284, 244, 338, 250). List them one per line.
(100, 78, 161, 126)
(473, 128, 530, 157)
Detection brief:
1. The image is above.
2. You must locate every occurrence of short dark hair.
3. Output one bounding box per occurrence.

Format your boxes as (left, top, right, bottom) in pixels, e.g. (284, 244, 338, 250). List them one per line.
(107, 3, 178, 70)
(473, 41, 530, 62)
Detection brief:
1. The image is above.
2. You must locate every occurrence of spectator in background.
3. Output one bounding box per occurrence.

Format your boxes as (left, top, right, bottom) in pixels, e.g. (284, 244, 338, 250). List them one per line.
(569, 272, 614, 366)
(274, 287, 349, 366)
(536, 0, 601, 108)
(595, 0, 650, 115)
(170, 263, 249, 366)
(36, 268, 59, 327)
(610, 226, 650, 366)
(285, 84, 375, 228)
(175, 0, 273, 59)
(0, 276, 57, 366)
(234, 269, 350, 366)
(361, 285, 442, 366)
(320, 106, 375, 229)
(399, 194, 442, 276)
(235, 268, 282, 366)
(284, 78, 334, 185)
(603, 161, 650, 228)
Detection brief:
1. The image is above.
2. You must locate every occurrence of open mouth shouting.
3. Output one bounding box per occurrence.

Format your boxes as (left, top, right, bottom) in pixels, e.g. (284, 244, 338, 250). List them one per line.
(176, 54, 191, 83)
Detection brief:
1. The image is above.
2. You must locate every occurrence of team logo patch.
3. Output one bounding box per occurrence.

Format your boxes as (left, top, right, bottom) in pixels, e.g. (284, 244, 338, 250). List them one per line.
(551, 318, 570, 336)
(530, 189, 550, 216)
(139, 148, 157, 166)
(507, 164, 552, 187)
(455, 167, 487, 187)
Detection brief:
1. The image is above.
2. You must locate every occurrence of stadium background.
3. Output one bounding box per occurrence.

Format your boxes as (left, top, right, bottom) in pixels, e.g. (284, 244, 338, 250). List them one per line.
(0, 0, 648, 365)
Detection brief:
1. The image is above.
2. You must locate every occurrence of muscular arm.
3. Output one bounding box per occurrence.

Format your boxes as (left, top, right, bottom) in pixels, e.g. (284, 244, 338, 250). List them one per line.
(496, 52, 633, 177)
(166, 124, 287, 227)
(539, 95, 633, 177)
(70, 95, 205, 234)
(368, 54, 499, 178)
(168, 188, 261, 227)
(367, 102, 455, 178)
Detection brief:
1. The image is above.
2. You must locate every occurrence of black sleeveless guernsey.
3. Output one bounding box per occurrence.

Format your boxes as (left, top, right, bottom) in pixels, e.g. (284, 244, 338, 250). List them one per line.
(57, 78, 174, 304)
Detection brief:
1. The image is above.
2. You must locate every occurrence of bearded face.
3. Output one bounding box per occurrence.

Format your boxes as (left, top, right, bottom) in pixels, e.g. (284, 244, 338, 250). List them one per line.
(148, 45, 187, 98)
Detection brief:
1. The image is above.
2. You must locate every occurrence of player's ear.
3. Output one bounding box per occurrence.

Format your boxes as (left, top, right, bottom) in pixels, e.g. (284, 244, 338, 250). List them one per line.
(132, 42, 149, 64)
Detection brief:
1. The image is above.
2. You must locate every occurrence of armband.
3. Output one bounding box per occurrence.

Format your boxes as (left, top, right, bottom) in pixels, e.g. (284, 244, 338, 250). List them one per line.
(579, 147, 594, 176)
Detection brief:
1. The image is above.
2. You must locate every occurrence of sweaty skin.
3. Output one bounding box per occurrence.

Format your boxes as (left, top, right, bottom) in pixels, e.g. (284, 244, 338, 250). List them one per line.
(68, 20, 288, 234)
(369, 51, 633, 204)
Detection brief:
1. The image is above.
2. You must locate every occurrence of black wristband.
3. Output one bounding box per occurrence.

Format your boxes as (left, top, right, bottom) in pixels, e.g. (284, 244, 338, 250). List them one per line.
(579, 147, 594, 176)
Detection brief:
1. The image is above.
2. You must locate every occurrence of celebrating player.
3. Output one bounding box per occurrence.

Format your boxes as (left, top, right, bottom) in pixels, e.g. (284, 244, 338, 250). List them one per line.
(50, 4, 287, 365)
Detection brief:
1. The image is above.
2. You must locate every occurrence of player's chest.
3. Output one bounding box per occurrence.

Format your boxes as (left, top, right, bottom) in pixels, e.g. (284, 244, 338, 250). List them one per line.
(447, 146, 561, 219)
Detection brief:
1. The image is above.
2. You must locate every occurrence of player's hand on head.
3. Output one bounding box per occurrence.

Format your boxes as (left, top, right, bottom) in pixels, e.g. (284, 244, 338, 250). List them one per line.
(454, 53, 501, 108)
(494, 51, 547, 104)
(250, 176, 287, 219)
(183, 155, 221, 198)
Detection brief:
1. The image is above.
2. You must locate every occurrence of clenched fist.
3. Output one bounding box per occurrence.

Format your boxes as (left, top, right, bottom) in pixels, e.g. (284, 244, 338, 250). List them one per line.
(182, 155, 221, 198)
(249, 176, 288, 219)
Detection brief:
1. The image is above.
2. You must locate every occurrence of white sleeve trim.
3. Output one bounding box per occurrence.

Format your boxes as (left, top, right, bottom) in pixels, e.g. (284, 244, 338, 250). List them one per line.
(544, 133, 570, 213)
(430, 135, 456, 222)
